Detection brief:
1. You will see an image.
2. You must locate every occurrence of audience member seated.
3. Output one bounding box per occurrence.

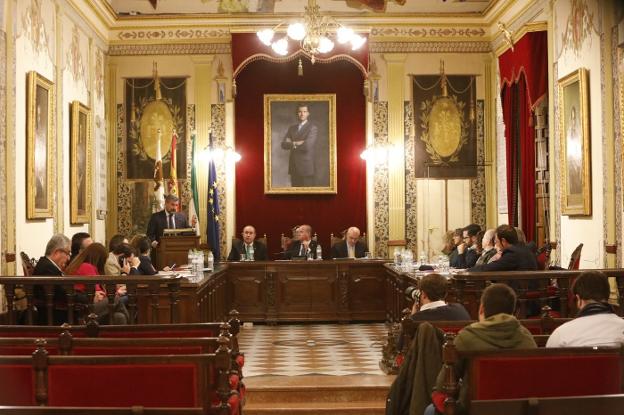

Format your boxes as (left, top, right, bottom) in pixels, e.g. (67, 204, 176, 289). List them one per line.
(227, 225, 268, 261)
(33, 234, 72, 325)
(451, 224, 481, 268)
(426, 283, 537, 415)
(441, 230, 456, 256)
(475, 228, 497, 266)
(469, 224, 538, 272)
(447, 228, 463, 268)
(69, 232, 92, 262)
(105, 239, 140, 276)
(546, 270, 624, 347)
(331, 226, 367, 259)
(104, 234, 128, 275)
(410, 274, 471, 322)
(131, 235, 158, 275)
(284, 224, 319, 259)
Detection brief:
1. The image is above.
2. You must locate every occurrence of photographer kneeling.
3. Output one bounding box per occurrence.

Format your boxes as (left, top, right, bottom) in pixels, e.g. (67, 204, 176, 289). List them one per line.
(409, 274, 471, 322)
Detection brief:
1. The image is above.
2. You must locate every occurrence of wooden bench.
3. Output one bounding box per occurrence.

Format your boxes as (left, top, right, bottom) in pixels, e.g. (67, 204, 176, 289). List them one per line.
(0, 407, 204, 415)
(438, 334, 624, 415)
(0, 339, 235, 415)
(470, 393, 624, 415)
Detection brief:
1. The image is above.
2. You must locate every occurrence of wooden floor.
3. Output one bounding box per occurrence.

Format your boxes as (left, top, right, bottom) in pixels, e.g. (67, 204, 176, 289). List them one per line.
(238, 323, 394, 414)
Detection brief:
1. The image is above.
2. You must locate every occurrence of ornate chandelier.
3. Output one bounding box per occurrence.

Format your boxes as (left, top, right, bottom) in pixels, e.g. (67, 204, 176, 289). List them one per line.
(256, 0, 366, 64)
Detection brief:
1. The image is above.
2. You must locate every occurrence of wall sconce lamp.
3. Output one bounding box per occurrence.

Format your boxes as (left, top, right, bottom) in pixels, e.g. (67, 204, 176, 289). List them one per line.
(198, 145, 241, 165)
(360, 144, 390, 165)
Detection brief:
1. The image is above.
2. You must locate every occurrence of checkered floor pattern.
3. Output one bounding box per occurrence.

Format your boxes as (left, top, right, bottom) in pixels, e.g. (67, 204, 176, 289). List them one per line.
(238, 323, 388, 377)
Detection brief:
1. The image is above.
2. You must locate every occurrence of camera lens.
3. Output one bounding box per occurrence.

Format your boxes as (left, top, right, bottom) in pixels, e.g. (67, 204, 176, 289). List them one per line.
(405, 286, 419, 301)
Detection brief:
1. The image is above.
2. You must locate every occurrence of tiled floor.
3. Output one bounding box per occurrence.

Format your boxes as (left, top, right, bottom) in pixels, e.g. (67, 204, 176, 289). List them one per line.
(238, 323, 388, 377)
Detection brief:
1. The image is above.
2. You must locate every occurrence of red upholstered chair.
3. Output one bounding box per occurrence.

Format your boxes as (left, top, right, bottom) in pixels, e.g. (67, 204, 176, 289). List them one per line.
(568, 243, 583, 270)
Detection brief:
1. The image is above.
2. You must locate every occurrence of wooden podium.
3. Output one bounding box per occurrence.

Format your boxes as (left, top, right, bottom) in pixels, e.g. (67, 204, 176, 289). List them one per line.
(155, 234, 200, 270)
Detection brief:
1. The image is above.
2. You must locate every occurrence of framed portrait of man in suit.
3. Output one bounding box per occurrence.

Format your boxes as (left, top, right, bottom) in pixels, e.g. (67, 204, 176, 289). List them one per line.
(558, 68, 591, 216)
(70, 101, 92, 224)
(26, 71, 55, 219)
(264, 94, 336, 194)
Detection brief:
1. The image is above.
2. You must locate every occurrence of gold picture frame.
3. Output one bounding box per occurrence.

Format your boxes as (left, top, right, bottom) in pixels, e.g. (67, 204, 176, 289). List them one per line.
(70, 101, 92, 224)
(26, 71, 55, 219)
(558, 68, 591, 216)
(264, 94, 337, 194)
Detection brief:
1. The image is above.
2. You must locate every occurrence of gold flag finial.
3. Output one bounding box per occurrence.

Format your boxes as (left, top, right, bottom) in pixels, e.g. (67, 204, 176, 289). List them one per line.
(440, 60, 448, 97)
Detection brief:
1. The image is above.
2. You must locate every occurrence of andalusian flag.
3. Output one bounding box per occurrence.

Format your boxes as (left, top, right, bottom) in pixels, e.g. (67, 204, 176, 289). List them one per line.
(167, 129, 180, 206)
(189, 132, 200, 236)
(153, 130, 165, 212)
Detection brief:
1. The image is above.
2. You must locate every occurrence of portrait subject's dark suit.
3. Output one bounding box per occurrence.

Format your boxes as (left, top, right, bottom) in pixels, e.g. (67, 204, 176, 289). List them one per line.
(227, 240, 268, 261)
(331, 240, 367, 259)
(146, 210, 190, 243)
(281, 121, 318, 186)
(284, 240, 319, 260)
(33, 256, 67, 325)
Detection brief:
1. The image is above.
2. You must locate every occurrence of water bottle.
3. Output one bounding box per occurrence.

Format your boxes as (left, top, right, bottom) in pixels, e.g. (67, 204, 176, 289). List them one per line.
(194, 255, 202, 280)
(316, 244, 322, 260)
(248, 244, 255, 261)
(187, 249, 193, 268)
(393, 249, 401, 266)
(419, 251, 427, 266)
(207, 251, 214, 271)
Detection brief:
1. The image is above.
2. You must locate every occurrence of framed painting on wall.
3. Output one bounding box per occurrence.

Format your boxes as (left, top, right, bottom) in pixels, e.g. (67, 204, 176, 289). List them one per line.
(26, 71, 55, 219)
(70, 101, 92, 224)
(558, 68, 591, 216)
(264, 94, 336, 194)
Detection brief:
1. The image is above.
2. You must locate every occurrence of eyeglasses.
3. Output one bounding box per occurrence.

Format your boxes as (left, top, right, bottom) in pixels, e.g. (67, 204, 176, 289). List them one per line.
(59, 249, 71, 256)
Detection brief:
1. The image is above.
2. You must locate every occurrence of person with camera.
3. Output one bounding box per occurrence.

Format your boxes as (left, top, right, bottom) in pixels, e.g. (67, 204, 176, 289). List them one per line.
(408, 273, 471, 321)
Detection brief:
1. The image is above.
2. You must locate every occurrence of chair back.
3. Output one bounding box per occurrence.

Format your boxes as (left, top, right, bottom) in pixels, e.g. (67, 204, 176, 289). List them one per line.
(257, 233, 267, 247)
(20, 252, 36, 277)
(330, 233, 342, 248)
(281, 234, 293, 251)
(567, 243, 583, 270)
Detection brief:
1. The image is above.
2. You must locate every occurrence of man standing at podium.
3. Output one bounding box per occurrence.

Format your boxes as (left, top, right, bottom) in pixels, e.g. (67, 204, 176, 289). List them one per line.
(147, 194, 191, 248)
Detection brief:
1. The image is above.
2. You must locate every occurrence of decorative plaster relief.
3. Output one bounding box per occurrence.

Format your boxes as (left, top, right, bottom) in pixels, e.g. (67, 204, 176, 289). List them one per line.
(370, 41, 490, 54)
(560, 0, 598, 56)
(471, 100, 486, 227)
(404, 101, 418, 254)
(613, 30, 622, 267)
(116, 104, 132, 236)
(183, 104, 196, 207)
(108, 43, 231, 56)
(66, 24, 86, 86)
(371, 27, 486, 38)
(116, 28, 229, 41)
(553, 61, 562, 266)
(373, 101, 389, 259)
(95, 47, 104, 101)
(211, 104, 227, 257)
(21, 0, 52, 60)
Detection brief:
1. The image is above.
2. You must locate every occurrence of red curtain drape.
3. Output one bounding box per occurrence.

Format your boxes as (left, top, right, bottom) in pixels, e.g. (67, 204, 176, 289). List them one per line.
(232, 35, 367, 257)
(498, 31, 547, 243)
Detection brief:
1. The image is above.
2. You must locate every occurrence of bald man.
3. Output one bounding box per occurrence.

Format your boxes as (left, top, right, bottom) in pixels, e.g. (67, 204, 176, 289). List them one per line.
(227, 225, 268, 261)
(285, 224, 319, 259)
(331, 227, 367, 259)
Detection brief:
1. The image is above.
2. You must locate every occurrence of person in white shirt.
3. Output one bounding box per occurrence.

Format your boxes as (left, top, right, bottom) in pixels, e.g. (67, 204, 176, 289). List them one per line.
(546, 270, 624, 348)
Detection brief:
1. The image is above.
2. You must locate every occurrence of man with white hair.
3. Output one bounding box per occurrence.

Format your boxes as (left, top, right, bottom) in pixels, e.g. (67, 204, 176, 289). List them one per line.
(331, 227, 367, 259)
(33, 234, 72, 325)
(475, 228, 497, 266)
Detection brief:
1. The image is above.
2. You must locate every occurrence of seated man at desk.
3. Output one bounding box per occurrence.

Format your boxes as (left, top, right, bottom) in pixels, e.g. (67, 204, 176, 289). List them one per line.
(146, 194, 193, 248)
(284, 224, 318, 259)
(227, 225, 268, 261)
(331, 227, 367, 259)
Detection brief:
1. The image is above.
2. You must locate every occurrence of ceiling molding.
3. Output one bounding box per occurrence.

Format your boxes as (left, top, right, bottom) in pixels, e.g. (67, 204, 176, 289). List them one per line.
(370, 41, 491, 54)
(108, 42, 231, 56)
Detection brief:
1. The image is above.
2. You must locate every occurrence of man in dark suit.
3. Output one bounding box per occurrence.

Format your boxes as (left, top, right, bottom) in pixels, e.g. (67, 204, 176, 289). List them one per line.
(146, 194, 192, 247)
(33, 234, 71, 325)
(281, 104, 318, 187)
(285, 224, 319, 259)
(227, 225, 268, 261)
(331, 227, 367, 259)
(469, 224, 538, 272)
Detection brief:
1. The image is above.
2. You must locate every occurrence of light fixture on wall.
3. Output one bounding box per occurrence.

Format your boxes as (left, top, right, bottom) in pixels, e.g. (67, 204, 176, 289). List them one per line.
(256, 0, 366, 64)
(198, 145, 241, 165)
(360, 144, 390, 165)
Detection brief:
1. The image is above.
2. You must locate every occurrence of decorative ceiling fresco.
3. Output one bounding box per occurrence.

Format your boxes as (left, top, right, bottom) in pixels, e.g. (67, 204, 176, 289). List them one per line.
(108, 0, 493, 16)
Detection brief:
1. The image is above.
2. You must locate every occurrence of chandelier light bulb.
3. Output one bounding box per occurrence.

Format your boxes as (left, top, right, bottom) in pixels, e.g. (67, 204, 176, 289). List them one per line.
(287, 22, 306, 41)
(257, 29, 275, 46)
(337, 27, 354, 44)
(271, 37, 289, 55)
(317, 36, 334, 54)
(350, 34, 366, 51)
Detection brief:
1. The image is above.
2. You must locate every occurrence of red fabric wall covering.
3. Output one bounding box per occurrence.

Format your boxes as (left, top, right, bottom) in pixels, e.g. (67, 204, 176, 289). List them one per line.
(234, 58, 367, 257)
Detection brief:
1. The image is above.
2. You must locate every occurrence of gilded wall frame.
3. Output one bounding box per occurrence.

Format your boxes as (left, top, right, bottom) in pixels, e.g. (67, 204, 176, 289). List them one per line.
(26, 71, 54, 219)
(264, 94, 337, 194)
(70, 101, 92, 224)
(558, 68, 591, 216)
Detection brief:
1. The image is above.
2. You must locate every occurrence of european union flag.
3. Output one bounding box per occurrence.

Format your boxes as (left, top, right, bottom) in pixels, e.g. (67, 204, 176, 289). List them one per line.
(207, 133, 221, 262)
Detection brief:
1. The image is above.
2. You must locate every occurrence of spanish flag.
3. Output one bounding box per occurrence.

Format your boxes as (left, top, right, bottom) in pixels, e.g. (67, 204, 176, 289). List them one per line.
(167, 129, 180, 207)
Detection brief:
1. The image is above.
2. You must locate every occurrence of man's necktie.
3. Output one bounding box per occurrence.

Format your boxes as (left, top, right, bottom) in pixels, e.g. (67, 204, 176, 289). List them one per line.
(168, 213, 174, 229)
